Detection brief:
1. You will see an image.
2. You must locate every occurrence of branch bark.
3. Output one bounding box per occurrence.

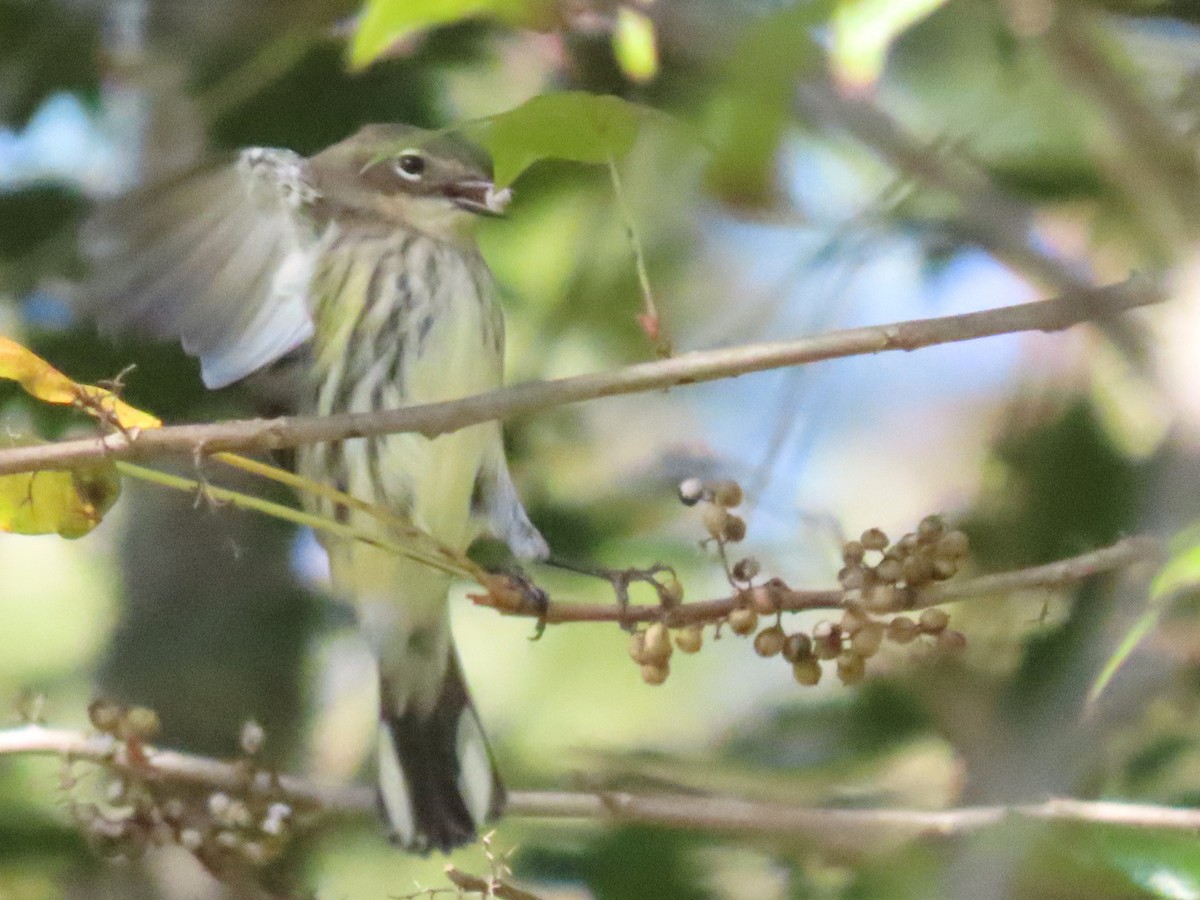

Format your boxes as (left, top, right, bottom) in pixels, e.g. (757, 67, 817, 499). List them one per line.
(1043, 7, 1200, 215)
(791, 77, 1152, 361)
(5, 724, 1200, 846)
(0, 276, 1162, 478)
(443, 867, 544, 900)
(794, 78, 1087, 295)
(0, 724, 373, 814)
(473, 536, 1161, 626)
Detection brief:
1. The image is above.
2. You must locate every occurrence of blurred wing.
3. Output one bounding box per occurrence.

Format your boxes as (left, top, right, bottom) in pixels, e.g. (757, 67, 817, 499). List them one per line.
(81, 148, 322, 389)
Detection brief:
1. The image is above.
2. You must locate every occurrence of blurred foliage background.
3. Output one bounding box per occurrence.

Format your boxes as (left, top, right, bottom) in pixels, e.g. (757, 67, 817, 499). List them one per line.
(4, 0, 1200, 897)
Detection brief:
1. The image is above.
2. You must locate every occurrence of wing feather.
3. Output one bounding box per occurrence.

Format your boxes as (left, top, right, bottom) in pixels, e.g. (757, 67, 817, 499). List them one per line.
(81, 149, 320, 388)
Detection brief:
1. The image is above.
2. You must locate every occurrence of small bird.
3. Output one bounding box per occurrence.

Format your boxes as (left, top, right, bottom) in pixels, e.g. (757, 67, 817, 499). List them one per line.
(80, 125, 549, 853)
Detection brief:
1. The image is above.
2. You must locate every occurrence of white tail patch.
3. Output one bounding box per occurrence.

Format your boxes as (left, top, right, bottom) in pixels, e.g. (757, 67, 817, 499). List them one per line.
(456, 708, 495, 829)
(377, 726, 415, 846)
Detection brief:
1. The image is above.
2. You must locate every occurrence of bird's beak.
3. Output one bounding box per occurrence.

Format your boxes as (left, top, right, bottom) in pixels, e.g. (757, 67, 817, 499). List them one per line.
(445, 179, 512, 216)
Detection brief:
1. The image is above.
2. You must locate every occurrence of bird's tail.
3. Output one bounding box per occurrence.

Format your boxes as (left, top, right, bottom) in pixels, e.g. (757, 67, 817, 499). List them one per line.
(375, 651, 505, 854)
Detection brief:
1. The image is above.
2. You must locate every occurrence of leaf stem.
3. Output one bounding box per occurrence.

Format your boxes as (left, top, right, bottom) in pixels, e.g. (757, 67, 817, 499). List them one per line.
(608, 155, 671, 356)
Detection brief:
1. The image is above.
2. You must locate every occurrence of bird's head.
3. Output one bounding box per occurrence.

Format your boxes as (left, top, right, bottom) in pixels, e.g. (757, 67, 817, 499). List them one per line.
(311, 124, 510, 240)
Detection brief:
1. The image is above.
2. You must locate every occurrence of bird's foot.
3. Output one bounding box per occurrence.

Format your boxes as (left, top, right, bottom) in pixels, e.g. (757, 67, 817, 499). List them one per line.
(476, 563, 550, 639)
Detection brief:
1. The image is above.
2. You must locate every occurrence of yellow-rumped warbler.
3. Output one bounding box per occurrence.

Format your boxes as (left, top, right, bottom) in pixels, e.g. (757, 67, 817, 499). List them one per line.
(81, 125, 549, 853)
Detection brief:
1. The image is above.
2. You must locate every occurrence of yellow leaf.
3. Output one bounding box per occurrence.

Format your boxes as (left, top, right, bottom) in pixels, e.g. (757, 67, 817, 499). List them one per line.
(613, 7, 659, 84)
(0, 335, 161, 430)
(0, 436, 121, 538)
(0, 337, 148, 539)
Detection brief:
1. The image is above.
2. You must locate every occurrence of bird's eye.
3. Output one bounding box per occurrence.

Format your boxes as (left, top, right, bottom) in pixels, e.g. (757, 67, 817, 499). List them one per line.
(395, 152, 426, 180)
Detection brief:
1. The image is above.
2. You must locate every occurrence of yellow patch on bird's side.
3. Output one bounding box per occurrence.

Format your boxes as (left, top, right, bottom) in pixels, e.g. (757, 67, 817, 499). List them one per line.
(305, 227, 506, 553)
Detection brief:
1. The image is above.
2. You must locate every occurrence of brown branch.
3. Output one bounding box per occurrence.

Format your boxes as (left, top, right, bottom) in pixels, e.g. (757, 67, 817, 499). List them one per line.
(5, 724, 1200, 845)
(473, 536, 1161, 626)
(791, 76, 1151, 361)
(512, 790, 1200, 839)
(0, 276, 1161, 478)
(0, 724, 373, 814)
(1043, 7, 1200, 211)
(927, 535, 1161, 603)
(444, 867, 545, 900)
(794, 78, 1089, 294)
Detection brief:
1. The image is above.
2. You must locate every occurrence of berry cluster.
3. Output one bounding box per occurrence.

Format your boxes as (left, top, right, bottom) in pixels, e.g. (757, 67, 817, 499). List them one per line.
(622, 477, 751, 684)
(71, 701, 296, 869)
(755, 519, 967, 686)
(627, 482, 970, 688)
(628, 619, 706, 685)
(679, 477, 747, 545)
(838, 516, 970, 611)
(753, 598, 964, 687)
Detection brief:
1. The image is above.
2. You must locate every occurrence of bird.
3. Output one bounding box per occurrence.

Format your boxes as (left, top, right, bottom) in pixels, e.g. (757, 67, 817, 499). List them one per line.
(79, 124, 550, 853)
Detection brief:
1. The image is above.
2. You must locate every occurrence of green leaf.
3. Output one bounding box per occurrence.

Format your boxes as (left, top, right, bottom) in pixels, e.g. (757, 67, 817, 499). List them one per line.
(349, 0, 548, 70)
(1083, 825, 1200, 899)
(1029, 823, 1200, 899)
(1090, 528, 1200, 705)
(0, 1, 98, 125)
(1150, 526, 1200, 600)
(0, 185, 86, 262)
(830, 0, 952, 90)
(464, 92, 648, 187)
(1089, 607, 1160, 706)
(704, 0, 834, 207)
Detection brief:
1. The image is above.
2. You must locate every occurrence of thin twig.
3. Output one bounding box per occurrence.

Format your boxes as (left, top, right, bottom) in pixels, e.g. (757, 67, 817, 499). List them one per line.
(0, 724, 372, 812)
(194, 26, 320, 120)
(510, 790, 1200, 838)
(791, 76, 1150, 362)
(1042, 7, 1200, 214)
(927, 536, 1161, 603)
(794, 78, 1084, 292)
(444, 866, 545, 900)
(0, 276, 1161, 478)
(4, 724, 1200, 843)
(472, 536, 1161, 625)
(116, 461, 481, 582)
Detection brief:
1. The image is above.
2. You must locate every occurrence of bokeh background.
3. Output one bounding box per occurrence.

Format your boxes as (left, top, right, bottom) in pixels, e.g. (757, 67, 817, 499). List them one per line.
(4, 1, 1200, 897)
